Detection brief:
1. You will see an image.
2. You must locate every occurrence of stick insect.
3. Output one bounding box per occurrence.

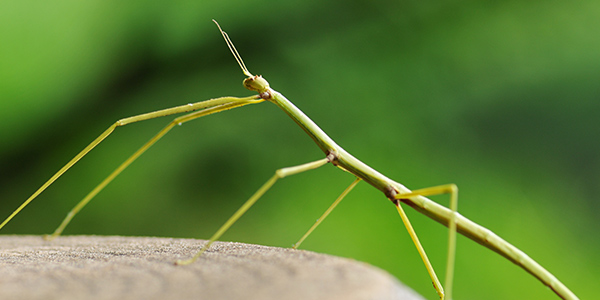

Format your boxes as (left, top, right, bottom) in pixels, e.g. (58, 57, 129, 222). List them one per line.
(0, 20, 578, 300)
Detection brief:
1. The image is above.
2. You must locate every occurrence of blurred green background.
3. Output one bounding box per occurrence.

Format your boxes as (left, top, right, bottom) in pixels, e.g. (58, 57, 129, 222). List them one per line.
(0, 1, 598, 299)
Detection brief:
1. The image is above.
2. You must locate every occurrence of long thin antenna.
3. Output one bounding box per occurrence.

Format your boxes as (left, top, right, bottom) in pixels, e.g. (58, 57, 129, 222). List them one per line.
(212, 20, 253, 77)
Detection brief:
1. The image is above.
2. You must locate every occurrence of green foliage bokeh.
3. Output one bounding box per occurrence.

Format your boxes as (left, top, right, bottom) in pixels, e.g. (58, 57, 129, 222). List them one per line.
(1, 1, 598, 299)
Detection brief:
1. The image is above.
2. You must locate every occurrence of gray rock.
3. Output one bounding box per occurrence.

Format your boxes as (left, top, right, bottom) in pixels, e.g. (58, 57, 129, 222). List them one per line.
(0, 235, 424, 300)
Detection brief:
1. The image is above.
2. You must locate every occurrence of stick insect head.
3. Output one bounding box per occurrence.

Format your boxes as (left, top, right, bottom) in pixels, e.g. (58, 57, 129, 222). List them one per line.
(213, 20, 271, 95)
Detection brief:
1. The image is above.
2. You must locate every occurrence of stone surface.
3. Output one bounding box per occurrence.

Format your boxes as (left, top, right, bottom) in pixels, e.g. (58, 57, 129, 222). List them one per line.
(0, 235, 424, 300)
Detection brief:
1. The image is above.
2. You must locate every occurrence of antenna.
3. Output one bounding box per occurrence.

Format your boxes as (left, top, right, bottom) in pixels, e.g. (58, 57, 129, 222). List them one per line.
(213, 20, 253, 77)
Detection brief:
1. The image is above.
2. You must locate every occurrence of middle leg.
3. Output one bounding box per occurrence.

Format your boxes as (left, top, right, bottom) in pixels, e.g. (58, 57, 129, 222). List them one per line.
(392, 184, 458, 300)
(176, 156, 333, 265)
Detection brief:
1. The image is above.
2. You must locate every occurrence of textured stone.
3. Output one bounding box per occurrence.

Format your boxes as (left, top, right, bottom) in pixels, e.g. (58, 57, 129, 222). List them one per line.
(0, 235, 424, 300)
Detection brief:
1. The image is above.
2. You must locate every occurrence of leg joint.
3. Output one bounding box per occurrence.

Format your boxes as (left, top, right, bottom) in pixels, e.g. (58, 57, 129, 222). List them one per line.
(385, 186, 400, 203)
(326, 150, 339, 166)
